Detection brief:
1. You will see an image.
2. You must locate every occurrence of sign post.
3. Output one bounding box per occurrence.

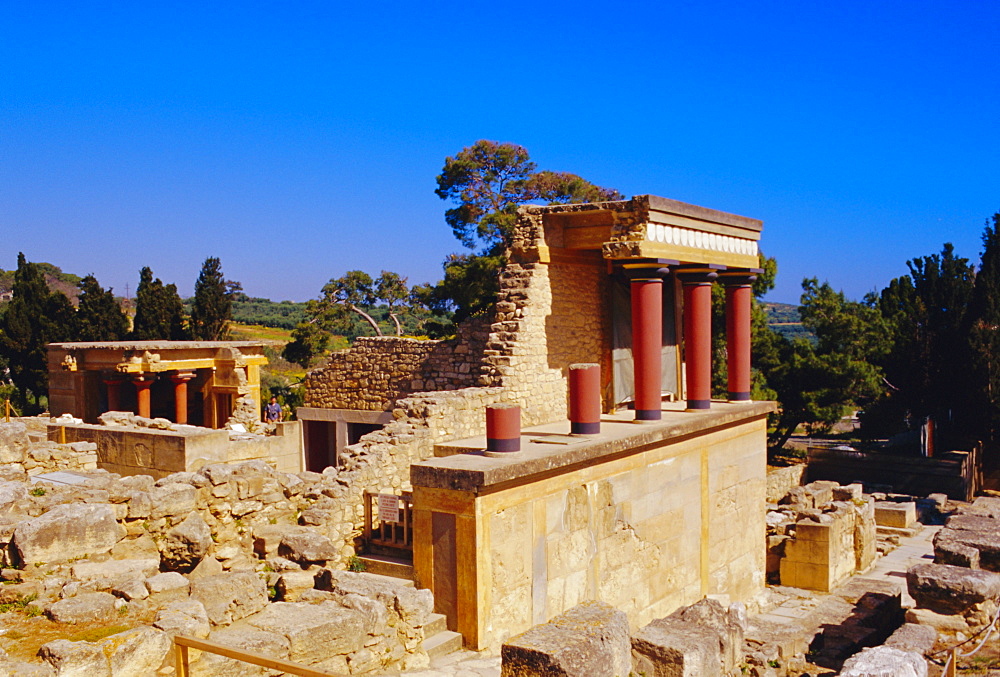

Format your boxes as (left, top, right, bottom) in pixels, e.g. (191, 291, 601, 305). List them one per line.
(377, 493, 399, 524)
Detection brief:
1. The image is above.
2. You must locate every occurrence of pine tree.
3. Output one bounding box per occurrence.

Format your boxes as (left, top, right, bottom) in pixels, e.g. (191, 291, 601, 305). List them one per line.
(190, 257, 233, 340)
(74, 274, 128, 341)
(0, 253, 74, 409)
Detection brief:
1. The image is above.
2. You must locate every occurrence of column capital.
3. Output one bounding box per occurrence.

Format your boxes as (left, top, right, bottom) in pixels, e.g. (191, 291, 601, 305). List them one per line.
(131, 374, 156, 386)
(170, 370, 197, 384)
(619, 258, 678, 280)
(718, 268, 762, 286)
(676, 263, 724, 285)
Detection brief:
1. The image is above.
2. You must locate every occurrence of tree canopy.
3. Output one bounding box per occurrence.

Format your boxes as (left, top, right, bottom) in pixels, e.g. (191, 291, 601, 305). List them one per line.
(190, 257, 236, 341)
(132, 267, 187, 340)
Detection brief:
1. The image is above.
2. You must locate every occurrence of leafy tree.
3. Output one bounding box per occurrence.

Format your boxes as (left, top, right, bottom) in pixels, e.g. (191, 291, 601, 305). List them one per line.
(433, 140, 622, 322)
(967, 213, 1000, 441)
(282, 321, 331, 367)
(374, 271, 409, 336)
(74, 274, 128, 341)
(190, 257, 235, 340)
(0, 253, 74, 410)
(764, 279, 887, 449)
(132, 267, 188, 340)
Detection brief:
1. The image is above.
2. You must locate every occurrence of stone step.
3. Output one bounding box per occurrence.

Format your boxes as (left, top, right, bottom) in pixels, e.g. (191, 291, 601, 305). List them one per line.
(357, 553, 414, 582)
(423, 629, 463, 659)
(353, 570, 414, 589)
(423, 612, 448, 637)
(877, 525, 922, 538)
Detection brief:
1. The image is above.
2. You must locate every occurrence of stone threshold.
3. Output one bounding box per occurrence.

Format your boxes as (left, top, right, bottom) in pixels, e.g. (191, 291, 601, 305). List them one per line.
(412, 400, 776, 492)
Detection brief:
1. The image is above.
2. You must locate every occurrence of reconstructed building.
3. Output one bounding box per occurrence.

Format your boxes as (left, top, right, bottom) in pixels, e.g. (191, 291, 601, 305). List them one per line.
(302, 195, 776, 649)
(47, 340, 268, 427)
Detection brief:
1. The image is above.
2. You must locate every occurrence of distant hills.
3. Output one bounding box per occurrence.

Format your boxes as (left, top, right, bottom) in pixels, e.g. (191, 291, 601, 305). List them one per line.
(763, 302, 813, 341)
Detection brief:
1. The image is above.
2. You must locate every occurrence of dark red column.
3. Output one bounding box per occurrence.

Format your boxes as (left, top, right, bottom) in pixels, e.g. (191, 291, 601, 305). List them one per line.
(170, 371, 196, 424)
(631, 275, 663, 421)
(103, 378, 122, 412)
(568, 363, 601, 434)
(486, 404, 521, 453)
(679, 269, 719, 410)
(722, 271, 758, 401)
(132, 375, 154, 418)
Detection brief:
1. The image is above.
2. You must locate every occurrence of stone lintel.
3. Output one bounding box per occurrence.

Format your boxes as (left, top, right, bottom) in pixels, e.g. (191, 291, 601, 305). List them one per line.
(412, 401, 776, 492)
(295, 407, 394, 424)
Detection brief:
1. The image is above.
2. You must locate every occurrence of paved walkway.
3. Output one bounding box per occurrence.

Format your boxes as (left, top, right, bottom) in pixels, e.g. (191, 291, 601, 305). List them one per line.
(396, 525, 941, 676)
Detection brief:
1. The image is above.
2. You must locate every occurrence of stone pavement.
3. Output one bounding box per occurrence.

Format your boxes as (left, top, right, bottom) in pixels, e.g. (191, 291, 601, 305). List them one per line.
(393, 526, 941, 676)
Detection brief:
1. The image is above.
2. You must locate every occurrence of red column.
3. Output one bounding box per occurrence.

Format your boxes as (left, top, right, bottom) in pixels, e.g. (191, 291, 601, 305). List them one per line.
(679, 270, 718, 410)
(132, 375, 154, 418)
(103, 378, 122, 412)
(485, 404, 520, 453)
(170, 371, 196, 425)
(569, 363, 601, 434)
(631, 276, 662, 421)
(724, 276, 755, 401)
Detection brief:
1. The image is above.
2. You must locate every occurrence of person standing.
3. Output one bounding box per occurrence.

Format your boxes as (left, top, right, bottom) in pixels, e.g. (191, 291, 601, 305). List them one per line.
(265, 396, 282, 422)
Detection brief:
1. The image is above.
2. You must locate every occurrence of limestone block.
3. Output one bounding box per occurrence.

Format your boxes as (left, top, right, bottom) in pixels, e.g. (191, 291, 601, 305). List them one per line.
(904, 607, 970, 633)
(0, 660, 55, 676)
(907, 563, 1000, 615)
(38, 639, 111, 677)
(0, 481, 28, 512)
(149, 483, 198, 520)
(245, 601, 366, 662)
(190, 572, 269, 625)
(153, 599, 211, 638)
(45, 592, 117, 624)
(885, 623, 937, 655)
(14, 502, 123, 565)
(279, 531, 338, 563)
(934, 532, 981, 569)
(839, 645, 927, 677)
(276, 570, 316, 602)
(667, 598, 744, 674)
(99, 626, 172, 676)
(501, 601, 630, 677)
(875, 501, 917, 529)
(833, 483, 864, 501)
(160, 513, 213, 572)
(0, 422, 29, 464)
(192, 627, 290, 677)
(71, 558, 159, 591)
(145, 571, 190, 600)
(631, 619, 722, 677)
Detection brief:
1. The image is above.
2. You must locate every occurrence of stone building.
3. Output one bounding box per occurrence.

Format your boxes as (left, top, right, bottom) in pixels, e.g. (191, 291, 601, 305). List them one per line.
(47, 341, 267, 428)
(302, 195, 776, 649)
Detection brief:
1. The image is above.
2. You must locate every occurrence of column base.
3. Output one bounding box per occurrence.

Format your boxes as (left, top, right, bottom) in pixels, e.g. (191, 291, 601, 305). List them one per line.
(570, 421, 601, 435)
(486, 437, 521, 453)
(686, 400, 712, 410)
(635, 409, 662, 421)
(728, 392, 751, 401)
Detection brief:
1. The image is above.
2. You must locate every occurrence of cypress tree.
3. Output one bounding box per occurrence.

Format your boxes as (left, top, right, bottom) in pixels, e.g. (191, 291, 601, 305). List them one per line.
(968, 213, 1000, 441)
(133, 267, 188, 340)
(75, 274, 129, 341)
(190, 257, 232, 340)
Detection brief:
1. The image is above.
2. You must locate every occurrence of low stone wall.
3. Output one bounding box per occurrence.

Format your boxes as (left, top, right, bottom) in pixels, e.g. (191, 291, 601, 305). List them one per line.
(412, 403, 773, 650)
(305, 319, 490, 412)
(50, 420, 302, 478)
(767, 463, 806, 503)
(0, 421, 98, 476)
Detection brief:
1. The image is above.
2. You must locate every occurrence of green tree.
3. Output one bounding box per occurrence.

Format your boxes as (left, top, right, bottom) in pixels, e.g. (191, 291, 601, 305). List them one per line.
(967, 213, 1000, 441)
(190, 257, 235, 340)
(132, 267, 188, 340)
(433, 140, 622, 323)
(0, 253, 73, 410)
(374, 271, 410, 336)
(765, 279, 887, 449)
(74, 274, 129, 341)
(282, 320, 331, 367)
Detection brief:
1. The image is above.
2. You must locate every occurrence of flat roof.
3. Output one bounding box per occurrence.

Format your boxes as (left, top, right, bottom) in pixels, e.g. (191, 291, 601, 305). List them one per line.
(48, 341, 266, 350)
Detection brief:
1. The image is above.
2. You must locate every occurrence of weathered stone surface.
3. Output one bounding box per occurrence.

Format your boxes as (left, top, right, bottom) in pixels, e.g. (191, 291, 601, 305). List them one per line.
(666, 598, 744, 674)
(279, 531, 338, 563)
(13, 503, 122, 564)
(153, 599, 211, 638)
(885, 623, 937, 655)
(99, 626, 172, 676)
(0, 660, 56, 676)
(192, 627, 290, 677)
(904, 607, 971, 633)
(934, 532, 980, 569)
(38, 639, 111, 677)
(875, 501, 917, 529)
(276, 570, 316, 601)
(145, 571, 190, 599)
(632, 619, 722, 677)
(245, 601, 366, 662)
(320, 570, 433, 626)
(190, 572, 268, 626)
(839, 645, 927, 677)
(45, 591, 117, 624)
(907, 563, 1000, 615)
(160, 513, 212, 571)
(70, 558, 159, 591)
(149, 483, 197, 520)
(501, 601, 630, 677)
(0, 422, 29, 464)
(0, 481, 28, 511)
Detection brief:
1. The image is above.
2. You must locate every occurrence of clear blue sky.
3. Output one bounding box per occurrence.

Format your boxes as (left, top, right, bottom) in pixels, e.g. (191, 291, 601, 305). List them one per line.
(2, 1, 998, 304)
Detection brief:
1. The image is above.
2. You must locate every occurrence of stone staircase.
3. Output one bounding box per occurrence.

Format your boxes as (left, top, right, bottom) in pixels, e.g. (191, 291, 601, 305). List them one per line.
(354, 566, 463, 660)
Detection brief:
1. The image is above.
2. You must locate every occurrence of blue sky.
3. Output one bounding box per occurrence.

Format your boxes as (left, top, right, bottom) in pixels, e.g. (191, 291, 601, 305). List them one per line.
(2, 1, 998, 304)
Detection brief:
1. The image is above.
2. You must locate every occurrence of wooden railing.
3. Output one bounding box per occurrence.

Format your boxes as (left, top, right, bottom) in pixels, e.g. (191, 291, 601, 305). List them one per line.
(174, 635, 338, 676)
(363, 490, 413, 553)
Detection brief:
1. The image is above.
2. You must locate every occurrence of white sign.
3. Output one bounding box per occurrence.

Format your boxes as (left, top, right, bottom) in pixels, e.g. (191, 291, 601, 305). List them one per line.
(377, 493, 400, 523)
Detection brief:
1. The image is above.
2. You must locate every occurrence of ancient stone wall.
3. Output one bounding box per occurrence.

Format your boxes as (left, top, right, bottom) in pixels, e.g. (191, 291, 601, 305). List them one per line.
(304, 318, 490, 411)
